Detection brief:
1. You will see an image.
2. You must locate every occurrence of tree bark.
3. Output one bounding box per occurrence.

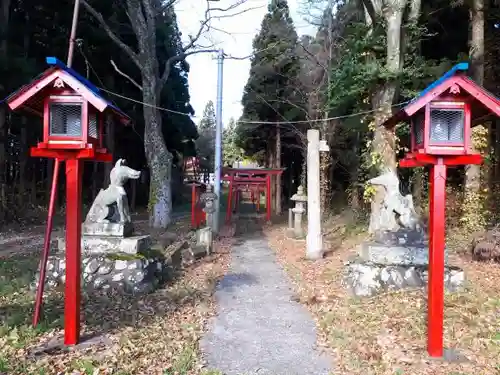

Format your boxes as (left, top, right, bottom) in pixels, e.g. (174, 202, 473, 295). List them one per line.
(19, 118, 28, 205)
(465, 0, 484, 194)
(461, 0, 485, 230)
(0, 0, 11, 218)
(350, 130, 361, 210)
(275, 123, 282, 214)
(104, 113, 115, 186)
(371, 0, 405, 171)
(143, 85, 173, 228)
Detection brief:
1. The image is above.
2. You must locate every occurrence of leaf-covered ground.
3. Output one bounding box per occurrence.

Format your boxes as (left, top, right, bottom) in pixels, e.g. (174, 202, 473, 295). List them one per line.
(265, 212, 500, 375)
(0, 220, 232, 375)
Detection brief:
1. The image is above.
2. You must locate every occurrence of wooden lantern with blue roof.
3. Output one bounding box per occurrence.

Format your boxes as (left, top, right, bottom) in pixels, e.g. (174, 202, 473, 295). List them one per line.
(384, 62, 500, 165)
(3, 57, 131, 347)
(382, 63, 500, 360)
(5, 56, 130, 161)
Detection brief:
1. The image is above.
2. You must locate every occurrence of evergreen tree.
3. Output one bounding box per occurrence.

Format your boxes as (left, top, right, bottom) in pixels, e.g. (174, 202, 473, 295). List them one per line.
(196, 101, 216, 171)
(223, 118, 244, 167)
(237, 0, 304, 161)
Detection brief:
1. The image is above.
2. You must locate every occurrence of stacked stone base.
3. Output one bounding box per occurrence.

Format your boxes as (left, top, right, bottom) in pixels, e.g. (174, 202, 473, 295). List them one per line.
(32, 250, 173, 295)
(343, 260, 465, 297)
(343, 230, 466, 297)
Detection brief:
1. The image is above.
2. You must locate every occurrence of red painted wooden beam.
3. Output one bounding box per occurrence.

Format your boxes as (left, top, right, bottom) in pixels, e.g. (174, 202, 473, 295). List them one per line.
(427, 161, 447, 357)
(30, 147, 112, 162)
(399, 153, 483, 168)
(64, 159, 83, 345)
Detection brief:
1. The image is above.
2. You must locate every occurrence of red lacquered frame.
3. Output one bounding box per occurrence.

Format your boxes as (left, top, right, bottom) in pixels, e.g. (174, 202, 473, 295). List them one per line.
(411, 100, 472, 156)
(5, 62, 131, 347)
(384, 65, 500, 359)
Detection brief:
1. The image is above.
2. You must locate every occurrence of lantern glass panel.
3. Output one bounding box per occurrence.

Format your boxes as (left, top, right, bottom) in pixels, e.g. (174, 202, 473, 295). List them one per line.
(429, 108, 464, 144)
(49, 103, 82, 137)
(89, 112, 98, 139)
(413, 111, 424, 145)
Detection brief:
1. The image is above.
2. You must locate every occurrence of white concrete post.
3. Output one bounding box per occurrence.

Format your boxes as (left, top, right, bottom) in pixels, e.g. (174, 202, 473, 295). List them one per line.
(306, 129, 329, 260)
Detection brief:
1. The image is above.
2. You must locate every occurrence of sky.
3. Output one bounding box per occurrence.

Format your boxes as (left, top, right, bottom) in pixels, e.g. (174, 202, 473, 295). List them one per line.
(175, 0, 317, 126)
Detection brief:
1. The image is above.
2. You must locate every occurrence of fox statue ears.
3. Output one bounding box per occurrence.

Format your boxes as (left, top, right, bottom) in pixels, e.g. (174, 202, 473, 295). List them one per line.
(115, 159, 127, 168)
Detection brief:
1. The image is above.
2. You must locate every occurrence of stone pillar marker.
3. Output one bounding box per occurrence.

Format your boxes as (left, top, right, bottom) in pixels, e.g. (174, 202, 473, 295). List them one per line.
(290, 185, 307, 238)
(306, 129, 329, 260)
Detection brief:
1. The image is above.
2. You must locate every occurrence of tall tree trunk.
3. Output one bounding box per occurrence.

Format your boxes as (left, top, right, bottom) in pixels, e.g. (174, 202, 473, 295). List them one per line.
(369, 0, 405, 174)
(104, 113, 115, 186)
(320, 149, 331, 212)
(19, 9, 30, 206)
(143, 84, 173, 228)
(463, 0, 486, 230)
(350, 131, 361, 210)
(0, 0, 11, 219)
(275, 123, 282, 214)
(269, 142, 276, 212)
(19, 119, 28, 205)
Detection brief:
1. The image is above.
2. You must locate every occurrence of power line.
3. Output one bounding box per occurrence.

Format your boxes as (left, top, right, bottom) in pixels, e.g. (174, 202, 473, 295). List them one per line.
(236, 101, 410, 125)
(99, 84, 410, 125)
(76, 40, 410, 125)
(98, 86, 198, 118)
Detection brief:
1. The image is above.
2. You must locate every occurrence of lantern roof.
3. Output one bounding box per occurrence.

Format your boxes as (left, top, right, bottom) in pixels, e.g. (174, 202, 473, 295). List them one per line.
(3, 57, 131, 125)
(383, 62, 500, 128)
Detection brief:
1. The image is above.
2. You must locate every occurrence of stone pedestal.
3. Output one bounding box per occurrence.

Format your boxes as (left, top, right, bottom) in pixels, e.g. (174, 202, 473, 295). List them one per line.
(33, 251, 170, 294)
(343, 229, 465, 297)
(57, 235, 152, 255)
(82, 222, 134, 237)
(42, 220, 162, 294)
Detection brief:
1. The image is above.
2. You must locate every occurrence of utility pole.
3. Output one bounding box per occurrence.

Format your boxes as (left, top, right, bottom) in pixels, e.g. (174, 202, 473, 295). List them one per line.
(213, 49, 224, 233)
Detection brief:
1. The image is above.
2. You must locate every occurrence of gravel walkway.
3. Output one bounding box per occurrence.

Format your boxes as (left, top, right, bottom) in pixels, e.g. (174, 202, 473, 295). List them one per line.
(201, 220, 332, 375)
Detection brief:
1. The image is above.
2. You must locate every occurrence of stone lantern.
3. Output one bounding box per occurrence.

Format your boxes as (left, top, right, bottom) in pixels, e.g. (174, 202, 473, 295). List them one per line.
(200, 184, 218, 231)
(289, 185, 307, 239)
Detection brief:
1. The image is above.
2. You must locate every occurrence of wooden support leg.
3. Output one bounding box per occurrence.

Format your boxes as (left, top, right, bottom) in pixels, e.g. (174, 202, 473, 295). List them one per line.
(64, 159, 83, 345)
(427, 161, 447, 357)
(33, 158, 61, 327)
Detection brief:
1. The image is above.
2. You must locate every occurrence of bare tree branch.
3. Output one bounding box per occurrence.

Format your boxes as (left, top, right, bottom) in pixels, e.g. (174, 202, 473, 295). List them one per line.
(110, 59, 143, 91)
(159, 0, 262, 89)
(361, 0, 377, 24)
(81, 0, 141, 67)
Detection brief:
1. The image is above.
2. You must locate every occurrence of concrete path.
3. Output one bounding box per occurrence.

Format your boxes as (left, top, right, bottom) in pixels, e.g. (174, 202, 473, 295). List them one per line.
(201, 220, 332, 375)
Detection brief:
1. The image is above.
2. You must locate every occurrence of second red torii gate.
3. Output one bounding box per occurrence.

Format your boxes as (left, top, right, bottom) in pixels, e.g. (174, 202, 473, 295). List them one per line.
(222, 167, 284, 222)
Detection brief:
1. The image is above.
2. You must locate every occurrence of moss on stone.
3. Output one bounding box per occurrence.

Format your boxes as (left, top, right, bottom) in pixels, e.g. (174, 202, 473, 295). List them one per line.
(139, 247, 166, 259)
(105, 252, 146, 261)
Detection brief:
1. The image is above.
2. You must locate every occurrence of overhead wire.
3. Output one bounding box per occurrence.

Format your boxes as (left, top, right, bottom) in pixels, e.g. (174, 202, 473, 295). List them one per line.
(75, 38, 411, 126)
(99, 84, 410, 125)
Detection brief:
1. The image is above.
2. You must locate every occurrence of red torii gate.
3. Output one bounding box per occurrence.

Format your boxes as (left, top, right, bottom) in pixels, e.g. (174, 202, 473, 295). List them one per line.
(222, 167, 284, 222)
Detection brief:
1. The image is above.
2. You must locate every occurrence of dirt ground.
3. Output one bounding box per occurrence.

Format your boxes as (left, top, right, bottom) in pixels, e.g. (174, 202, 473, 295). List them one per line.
(265, 211, 500, 375)
(0, 214, 230, 375)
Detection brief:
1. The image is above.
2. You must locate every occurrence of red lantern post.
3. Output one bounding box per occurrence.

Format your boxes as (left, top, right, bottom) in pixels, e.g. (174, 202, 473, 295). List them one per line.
(383, 62, 499, 357)
(5, 57, 131, 345)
